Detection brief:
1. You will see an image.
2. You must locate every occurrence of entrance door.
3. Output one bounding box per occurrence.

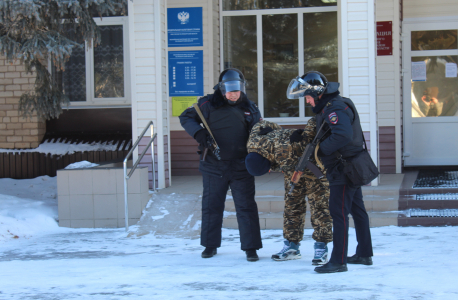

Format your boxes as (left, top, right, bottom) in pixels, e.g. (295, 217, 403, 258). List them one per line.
(403, 21, 458, 166)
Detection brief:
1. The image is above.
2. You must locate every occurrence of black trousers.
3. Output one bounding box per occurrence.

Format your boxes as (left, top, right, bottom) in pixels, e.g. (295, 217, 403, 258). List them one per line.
(328, 184, 373, 264)
(200, 160, 262, 250)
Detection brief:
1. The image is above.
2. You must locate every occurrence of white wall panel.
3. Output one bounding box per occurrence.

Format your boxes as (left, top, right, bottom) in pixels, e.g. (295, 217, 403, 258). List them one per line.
(377, 79, 395, 87)
(377, 95, 395, 103)
(348, 12, 369, 21)
(349, 49, 369, 58)
(375, 0, 402, 172)
(349, 76, 370, 86)
(348, 21, 368, 30)
(349, 85, 371, 95)
(349, 67, 369, 76)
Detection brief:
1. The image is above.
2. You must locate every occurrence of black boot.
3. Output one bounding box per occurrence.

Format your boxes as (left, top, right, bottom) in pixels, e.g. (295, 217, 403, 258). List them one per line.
(347, 254, 373, 265)
(245, 249, 259, 262)
(314, 262, 347, 273)
(201, 247, 217, 258)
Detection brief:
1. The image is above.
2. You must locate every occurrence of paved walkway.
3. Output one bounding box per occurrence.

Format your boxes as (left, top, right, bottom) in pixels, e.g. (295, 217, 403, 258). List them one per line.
(158, 172, 405, 229)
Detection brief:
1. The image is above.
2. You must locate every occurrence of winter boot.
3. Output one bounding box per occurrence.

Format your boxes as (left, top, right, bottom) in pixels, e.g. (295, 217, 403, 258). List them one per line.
(347, 254, 373, 265)
(314, 262, 348, 273)
(201, 247, 217, 258)
(312, 242, 328, 265)
(245, 249, 259, 262)
(271, 240, 301, 261)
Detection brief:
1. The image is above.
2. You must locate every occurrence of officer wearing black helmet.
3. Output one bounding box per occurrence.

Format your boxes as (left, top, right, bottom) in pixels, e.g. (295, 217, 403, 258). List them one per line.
(179, 68, 263, 262)
(287, 71, 373, 273)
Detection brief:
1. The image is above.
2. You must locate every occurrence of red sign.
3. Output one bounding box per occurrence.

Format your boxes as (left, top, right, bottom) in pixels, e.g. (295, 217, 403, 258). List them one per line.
(377, 21, 392, 56)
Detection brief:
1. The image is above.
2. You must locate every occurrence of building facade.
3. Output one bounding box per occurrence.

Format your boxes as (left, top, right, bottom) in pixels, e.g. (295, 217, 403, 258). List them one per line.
(1, 0, 458, 189)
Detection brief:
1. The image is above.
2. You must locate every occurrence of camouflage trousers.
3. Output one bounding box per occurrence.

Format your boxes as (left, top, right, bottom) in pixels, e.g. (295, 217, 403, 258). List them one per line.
(282, 170, 333, 244)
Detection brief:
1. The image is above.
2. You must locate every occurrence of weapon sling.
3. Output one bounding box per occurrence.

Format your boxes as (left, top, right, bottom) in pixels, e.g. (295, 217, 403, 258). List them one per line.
(192, 103, 221, 160)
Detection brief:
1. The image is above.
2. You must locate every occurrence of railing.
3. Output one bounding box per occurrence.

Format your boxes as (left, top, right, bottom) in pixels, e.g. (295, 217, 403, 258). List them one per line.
(123, 121, 157, 231)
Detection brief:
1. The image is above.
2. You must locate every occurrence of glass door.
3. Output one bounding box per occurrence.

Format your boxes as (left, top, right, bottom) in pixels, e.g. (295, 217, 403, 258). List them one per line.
(403, 22, 458, 165)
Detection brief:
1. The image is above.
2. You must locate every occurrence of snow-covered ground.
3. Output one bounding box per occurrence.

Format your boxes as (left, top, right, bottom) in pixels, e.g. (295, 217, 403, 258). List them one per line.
(0, 140, 122, 155)
(1, 175, 458, 299)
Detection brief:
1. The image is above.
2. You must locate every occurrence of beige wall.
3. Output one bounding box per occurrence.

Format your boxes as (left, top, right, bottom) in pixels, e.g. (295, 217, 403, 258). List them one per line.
(404, 0, 458, 19)
(0, 55, 45, 149)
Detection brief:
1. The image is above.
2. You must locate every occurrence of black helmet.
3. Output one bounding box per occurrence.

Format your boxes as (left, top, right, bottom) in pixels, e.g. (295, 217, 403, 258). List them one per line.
(217, 68, 246, 94)
(286, 71, 328, 100)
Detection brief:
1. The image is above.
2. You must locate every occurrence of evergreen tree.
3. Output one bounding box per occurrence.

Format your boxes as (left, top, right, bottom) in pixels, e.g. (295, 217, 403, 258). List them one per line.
(0, 0, 126, 120)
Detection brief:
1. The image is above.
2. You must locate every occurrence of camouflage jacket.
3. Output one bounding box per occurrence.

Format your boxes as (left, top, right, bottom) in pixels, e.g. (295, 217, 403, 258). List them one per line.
(246, 118, 318, 173)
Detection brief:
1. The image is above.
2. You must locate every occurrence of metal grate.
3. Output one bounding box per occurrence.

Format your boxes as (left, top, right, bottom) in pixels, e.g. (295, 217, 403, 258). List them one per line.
(415, 193, 458, 200)
(413, 170, 458, 188)
(407, 208, 458, 217)
(42, 132, 132, 152)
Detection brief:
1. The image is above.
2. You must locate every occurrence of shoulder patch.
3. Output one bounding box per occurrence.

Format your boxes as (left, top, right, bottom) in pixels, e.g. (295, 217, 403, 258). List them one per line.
(328, 112, 338, 124)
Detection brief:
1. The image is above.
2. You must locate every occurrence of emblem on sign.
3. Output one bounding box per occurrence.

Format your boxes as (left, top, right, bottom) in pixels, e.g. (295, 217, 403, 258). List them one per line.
(329, 112, 338, 124)
(178, 11, 190, 24)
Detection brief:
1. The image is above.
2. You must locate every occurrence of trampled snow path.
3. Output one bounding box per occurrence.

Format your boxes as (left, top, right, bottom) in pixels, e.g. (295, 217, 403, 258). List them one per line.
(1, 225, 458, 299)
(1, 176, 458, 299)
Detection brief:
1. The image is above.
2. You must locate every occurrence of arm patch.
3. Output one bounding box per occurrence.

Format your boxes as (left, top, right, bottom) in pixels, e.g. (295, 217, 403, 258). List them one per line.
(328, 112, 338, 124)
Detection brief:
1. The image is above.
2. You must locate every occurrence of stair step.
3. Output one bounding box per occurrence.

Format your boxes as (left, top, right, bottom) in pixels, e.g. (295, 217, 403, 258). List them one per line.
(225, 194, 397, 213)
(399, 192, 458, 210)
(398, 208, 458, 226)
(406, 208, 458, 217)
(415, 193, 458, 200)
(223, 211, 399, 230)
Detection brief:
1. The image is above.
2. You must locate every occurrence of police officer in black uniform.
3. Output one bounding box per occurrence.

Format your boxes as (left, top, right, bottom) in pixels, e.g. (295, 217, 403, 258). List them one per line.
(179, 68, 263, 262)
(286, 71, 373, 273)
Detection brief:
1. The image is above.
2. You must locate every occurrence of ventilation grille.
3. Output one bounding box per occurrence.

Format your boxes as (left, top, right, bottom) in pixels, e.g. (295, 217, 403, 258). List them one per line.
(415, 193, 458, 200)
(407, 209, 458, 217)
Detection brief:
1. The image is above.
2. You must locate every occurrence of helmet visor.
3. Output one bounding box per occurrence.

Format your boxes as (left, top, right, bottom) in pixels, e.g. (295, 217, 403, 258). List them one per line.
(286, 76, 326, 99)
(286, 77, 304, 99)
(219, 80, 246, 95)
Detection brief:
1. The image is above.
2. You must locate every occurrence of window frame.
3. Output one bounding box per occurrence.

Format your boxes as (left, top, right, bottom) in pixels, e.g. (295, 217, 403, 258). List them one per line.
(220, 5, 338, 124)
(55, 16, 131, 108)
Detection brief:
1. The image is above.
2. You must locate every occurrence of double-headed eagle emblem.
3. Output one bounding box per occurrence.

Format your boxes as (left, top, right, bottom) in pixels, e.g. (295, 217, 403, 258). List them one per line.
(178, 11, 189, 24)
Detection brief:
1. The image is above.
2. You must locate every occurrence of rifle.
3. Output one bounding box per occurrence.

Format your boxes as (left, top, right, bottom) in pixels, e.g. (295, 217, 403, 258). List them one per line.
(288, 122, 329, 194)
(192, 103, 221, 161)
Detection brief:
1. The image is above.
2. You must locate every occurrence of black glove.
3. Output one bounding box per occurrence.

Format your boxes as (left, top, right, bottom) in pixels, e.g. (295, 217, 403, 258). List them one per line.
(259, 126, 274, 135)
(194, 129, 210, 146)
(289, 129, 304, 143)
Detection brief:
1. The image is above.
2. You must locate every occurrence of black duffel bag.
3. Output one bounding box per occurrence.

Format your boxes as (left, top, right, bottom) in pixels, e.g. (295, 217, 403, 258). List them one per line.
(336, 136, 379, 187)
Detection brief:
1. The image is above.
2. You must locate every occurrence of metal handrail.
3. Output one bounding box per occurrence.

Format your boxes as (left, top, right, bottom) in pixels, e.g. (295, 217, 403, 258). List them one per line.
(123, 121, 156, 231)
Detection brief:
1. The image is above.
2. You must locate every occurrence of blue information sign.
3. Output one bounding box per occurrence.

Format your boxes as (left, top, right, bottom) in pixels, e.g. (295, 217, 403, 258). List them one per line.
(167, 7, 203, 47)
(168, 51, 203, 96)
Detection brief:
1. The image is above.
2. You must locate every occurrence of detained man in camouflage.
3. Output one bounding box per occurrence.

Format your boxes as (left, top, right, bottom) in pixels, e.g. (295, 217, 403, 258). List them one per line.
(245, 119, 332, 265)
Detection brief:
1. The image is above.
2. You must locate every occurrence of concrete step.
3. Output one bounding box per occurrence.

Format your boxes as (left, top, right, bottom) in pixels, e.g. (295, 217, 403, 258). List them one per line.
(225, 194, 398, 213)
(222, 211, 399, 230)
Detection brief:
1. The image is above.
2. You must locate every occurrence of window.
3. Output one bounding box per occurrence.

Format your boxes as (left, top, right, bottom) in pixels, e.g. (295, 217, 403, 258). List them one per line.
(223, 0, 336, 11)
(222, 4, 338, 121)
(53, 16, 130, 107)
